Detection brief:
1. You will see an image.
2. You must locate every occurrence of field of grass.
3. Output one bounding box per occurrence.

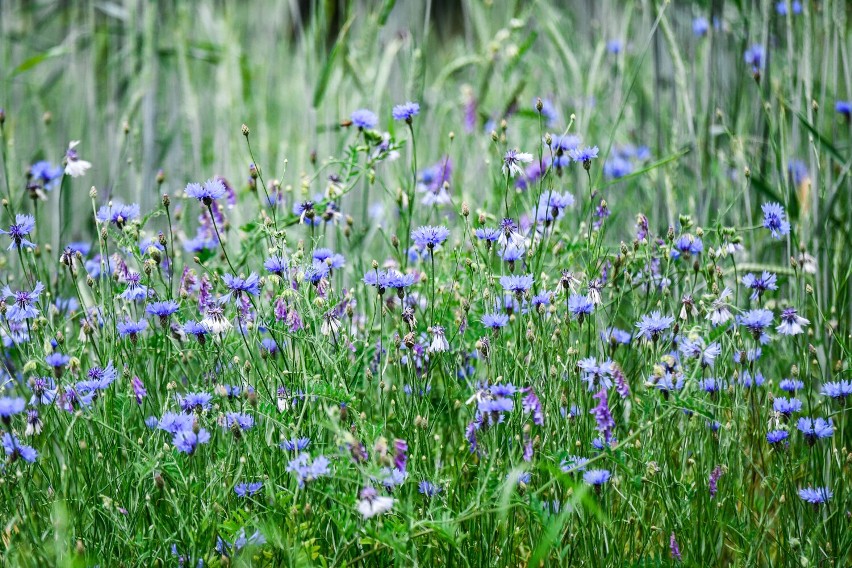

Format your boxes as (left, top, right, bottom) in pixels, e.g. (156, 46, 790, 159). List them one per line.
(0, 0, 850, 565)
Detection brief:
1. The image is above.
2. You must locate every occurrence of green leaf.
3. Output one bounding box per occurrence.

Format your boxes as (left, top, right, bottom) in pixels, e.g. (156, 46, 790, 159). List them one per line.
(11, 45, 69, 76)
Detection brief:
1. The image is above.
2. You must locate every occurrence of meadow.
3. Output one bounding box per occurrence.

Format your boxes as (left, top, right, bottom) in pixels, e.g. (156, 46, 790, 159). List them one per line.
(0, 0, 850, 565)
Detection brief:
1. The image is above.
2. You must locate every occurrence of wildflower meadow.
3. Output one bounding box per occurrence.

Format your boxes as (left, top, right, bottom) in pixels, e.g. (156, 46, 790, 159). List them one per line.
(0, 0, 851, 565)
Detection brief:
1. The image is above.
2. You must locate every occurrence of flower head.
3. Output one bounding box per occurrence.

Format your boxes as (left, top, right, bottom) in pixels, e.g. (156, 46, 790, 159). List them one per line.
(2, 282, 45, 321)
(411, 225, 450, 249)
(186, 178, 227, 205)
(392, 101, 420, 122)
(761, 202, 791, 239)
(350, 109, 378, 129)
(776, 307, 808, 336)
(64, 140, 92, 177)
(635, 311, 675, 342)
(0, 214, 36, 250)
(798, 487, 832, 504)
(583, 469, 611, 486)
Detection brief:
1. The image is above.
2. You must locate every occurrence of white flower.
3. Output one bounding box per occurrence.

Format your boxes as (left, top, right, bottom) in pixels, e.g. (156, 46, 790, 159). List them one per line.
(428, 326, 449, 353)
(502, 149, 533, 177)
(357, 495, 394, 519)
(64, 140, 92, 178)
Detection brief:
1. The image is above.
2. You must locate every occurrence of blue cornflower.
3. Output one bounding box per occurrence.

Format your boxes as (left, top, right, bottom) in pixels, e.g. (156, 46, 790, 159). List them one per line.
(363, 269, 391, 293)
(304, 261, 330, 284)
(590, 388, 615, 442)
(744, 44, 765, 71)
(224, 412, 254, 431)
(499, 274, 534, 297)
(773, 397, 802, 416)
(418, 480, 441, 497)
(776, 1, 802, 15)
(45, 352, 70, 373)
(263, 255, 289, 275)
(796, 417, 834, 443)
(81, 361, 118, 391)
(761, 202, 791, 239)
(280, 437, 311, 452)
(836, 100, 852, 117)
(498, 244, 525, 266)
(672, 234, 703, 258)
(3, 282, 45, 322)
(561, 455, 590, 472)
(173, 428, 211, 454)
(0, 397, 25, 421)
(738, 309, 774, 342)
(475, 227, 500, 243)
(567, 294, 595, 320)
(692, 17, 709, 36)
(96, 202, 140, 227)
(502, 149, 534, 177)
(602, 327, 632, 345)
(223, 273, 261, 297)
(779, 378, 804, 393)
(798, 487, 832, 504)
(185, 178, 227, 205)
(178, 391, 213, 413)
(29, 376, 57, 405)
(569, 146, 599, 168)
(2, 433, 37, 463)
(603, 156, 633, 179)
(156, 412, 194, 434)
(183, 321, 209, 342)
(635, 311, 675, 341)
(481, 312, 509, 330)
(119, 273, 149, 302)
(741, 271, 778, 300)
(350, 109, 378, 129)
(386, 270, 417, 296)
(287, 453, 331, 487)
(235, 482, 263, 498)
(583, 469, 611, 486)
(0, 214, 36, 249)
(29, 160, 63, 190)
(767, 430, 789, 445)
(698, 377, 726, 394)
(578, 357, 614, 391)
(606, 39, 622, 54)
(312, 249, 345, 270)
(411, 225, 450, 249)
(821, 380, 852, 401)
(738, 370, 766, 388)
(146, 300, 180, 322)
(392, 101, 420, 122)
(117, 318, 148, 342)
(534, 191, 574, 224)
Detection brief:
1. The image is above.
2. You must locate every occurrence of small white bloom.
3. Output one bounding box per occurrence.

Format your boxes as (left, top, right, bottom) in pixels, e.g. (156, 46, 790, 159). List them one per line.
(357, 495, 394, 519)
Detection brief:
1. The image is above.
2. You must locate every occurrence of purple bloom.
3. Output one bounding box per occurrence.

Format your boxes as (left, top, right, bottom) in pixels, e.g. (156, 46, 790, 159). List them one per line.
(29, 376, 57, 405)
(350, 109, 378, 129)
(287, 453, 331, 487)
(635, 311, 675, 341)
(773, 397, 802, 417)
(762, 202, 791, 239)
(741, 271, 777, 300)
(779, 378, 804, 393)
(96, 202, 140, 227)
(821, 380, 852, 401)
(776, 1, 802, 15)
(583, 469, 611, 486)
(709, 465, 723, 499)
(173, 428, 211, 454)
(280, 437, 311, 452)
(223, 273, 261, 297)
(411, 225, 450, 249)
(146, 300, 180, 320)
(2, 433, 37, 463)
(264, 255, 289, 275)
(767, 430, 789, 444)
(418, 480, 441, 497)
(185, 178, 227, 205)
(836, 100, 852, 117)
(499, 274, 534, 296)
(117, 318, 148, 341)
(738, 309, 773, 342)
(481, 312, 509, 330)
(29, 160, 63, 191)
(693, 17, 709, 36)
(590, 389, 615, 442)
(2, 281, 45, 321)
(798, 487, 832, 504)
(744, 44, 765, 71)
(670, 533, 682, 562)
(312, 248, 345, 269)
(392, 101, 420, 122)
(0, 214, 36, 249)
(796, 417, 834, 442)
(569, 146, 599, 165)
(235, 482, 263, 497)
(178, 392, 213, 413)
(0, 397, 25, 420)
(224, 412, 254, 431)
(522, 387, 544, 426)
(131, 377, 147, 404)
(567, 294, 594, 319)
